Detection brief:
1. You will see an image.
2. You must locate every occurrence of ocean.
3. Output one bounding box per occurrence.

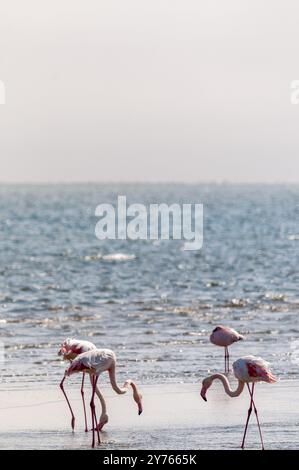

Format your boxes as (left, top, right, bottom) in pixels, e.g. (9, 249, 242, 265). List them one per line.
(0, 183, 298, 390)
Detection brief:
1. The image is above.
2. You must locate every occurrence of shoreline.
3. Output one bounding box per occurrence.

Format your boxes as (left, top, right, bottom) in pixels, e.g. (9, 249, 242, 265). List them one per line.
(0, 380, 298, 449)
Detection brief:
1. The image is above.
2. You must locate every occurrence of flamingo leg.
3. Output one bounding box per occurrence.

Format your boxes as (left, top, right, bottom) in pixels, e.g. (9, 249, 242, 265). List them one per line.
(224, 347, 229, 373)
(226, 347, 230, 372)
(90, 375, 100, 447)
(88, 374, 108, 432)
(90, 375, 96, 447)
(247, 383, 265, 450)
(93, 405, 102, 443)
(241, 384, 253, 449)
(88, 375, 98, 431)
(94, 381, 101, 444)
(81, 373, 88, 432)
(94, 392, 101, 444)
(60, 376, 75, 431)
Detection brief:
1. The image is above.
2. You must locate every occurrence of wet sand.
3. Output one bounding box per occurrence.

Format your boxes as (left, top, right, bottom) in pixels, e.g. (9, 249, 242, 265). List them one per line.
(0, 380, 298, 449)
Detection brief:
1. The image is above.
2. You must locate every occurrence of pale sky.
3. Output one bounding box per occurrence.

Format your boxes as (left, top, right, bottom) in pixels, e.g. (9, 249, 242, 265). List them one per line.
(0, 0, 298, 183)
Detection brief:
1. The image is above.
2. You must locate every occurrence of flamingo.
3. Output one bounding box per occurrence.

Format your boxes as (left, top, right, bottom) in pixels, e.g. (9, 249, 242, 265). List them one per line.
(58, 338, 99, 432)
(64, 348, 143, 448)
(200, 355, 277, 449)
(210, 326, 244, 373)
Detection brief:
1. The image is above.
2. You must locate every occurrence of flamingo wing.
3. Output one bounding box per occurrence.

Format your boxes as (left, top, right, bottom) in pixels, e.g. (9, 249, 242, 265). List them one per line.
(210, 325, 243, 347)
(246, 360, 277, 383)
(233, 356, 277, 383)
(59, 338, 96, 358)
(66, 349, 115, 376)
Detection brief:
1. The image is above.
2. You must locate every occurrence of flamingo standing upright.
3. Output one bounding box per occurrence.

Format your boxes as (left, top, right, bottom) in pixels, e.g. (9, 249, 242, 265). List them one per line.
(210, 326, 244, 373)
(200, 355, 277, 449)
(64, 348, 143, 448)
(58, 338, 98, 432)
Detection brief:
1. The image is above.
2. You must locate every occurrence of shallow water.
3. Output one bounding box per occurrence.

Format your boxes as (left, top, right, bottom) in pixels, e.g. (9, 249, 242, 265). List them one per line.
(0, 184, 298, 389)
(1, 382, 298, 449)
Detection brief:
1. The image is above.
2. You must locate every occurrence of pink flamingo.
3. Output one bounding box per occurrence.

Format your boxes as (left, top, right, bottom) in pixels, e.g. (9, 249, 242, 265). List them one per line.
(210, 326, 244, 373)
(58, 338, 98, 432)
(64, 348, 143, 448)
(200, 355, 277, 449)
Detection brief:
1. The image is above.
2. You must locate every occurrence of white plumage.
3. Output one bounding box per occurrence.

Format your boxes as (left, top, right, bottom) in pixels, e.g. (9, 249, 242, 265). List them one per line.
(233, 356, 277, 383)
(66, 348, 116, 376)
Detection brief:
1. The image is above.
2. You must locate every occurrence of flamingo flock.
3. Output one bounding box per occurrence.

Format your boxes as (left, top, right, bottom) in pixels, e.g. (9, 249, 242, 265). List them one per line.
(58, 325, 277, 449)
(59, 338, 143, 448)
(58, 338, 97, 432)
(201, 355, 277, 450)
(202, 325, 277, 450)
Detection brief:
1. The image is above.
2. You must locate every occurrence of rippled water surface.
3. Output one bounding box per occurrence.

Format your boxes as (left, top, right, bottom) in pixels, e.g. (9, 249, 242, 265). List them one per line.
(0, 184, 298, 389)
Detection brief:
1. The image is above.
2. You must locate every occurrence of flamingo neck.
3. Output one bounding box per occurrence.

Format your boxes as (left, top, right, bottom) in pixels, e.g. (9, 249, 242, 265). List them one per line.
(210, 374, 245, 397)
(95, 386, 107, 414)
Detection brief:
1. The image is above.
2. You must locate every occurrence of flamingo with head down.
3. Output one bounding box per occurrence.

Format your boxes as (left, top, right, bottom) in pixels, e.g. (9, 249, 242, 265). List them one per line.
(64, 348, 143, 448)
(58, 338, 105, 432)
(210, 326, 244, 373)
(200, 355, 277, 449)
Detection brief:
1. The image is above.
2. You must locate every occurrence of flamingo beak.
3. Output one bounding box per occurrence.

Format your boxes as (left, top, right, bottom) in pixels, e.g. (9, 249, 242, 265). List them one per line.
(138, 395, 143, 415)
(134, 392, 143, 415)
(200, 386, 207, 402)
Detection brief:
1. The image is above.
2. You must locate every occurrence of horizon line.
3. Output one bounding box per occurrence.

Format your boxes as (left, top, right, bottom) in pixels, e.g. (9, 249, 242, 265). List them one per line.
(0, 180, 299, 186)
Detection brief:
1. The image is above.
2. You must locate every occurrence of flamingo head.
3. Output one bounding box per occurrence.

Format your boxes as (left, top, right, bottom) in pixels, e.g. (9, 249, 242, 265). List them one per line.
(133, 389, 143, 415)
(128, 382, 143, 415)
(58, 338, 78, 360)
(58, 346, 66, 357)
(58, 338, 71, 357)
(200, 377, 213, 402)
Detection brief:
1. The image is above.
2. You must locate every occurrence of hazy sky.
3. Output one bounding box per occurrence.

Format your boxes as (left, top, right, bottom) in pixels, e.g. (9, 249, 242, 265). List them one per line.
(0, 1, 298, 183)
